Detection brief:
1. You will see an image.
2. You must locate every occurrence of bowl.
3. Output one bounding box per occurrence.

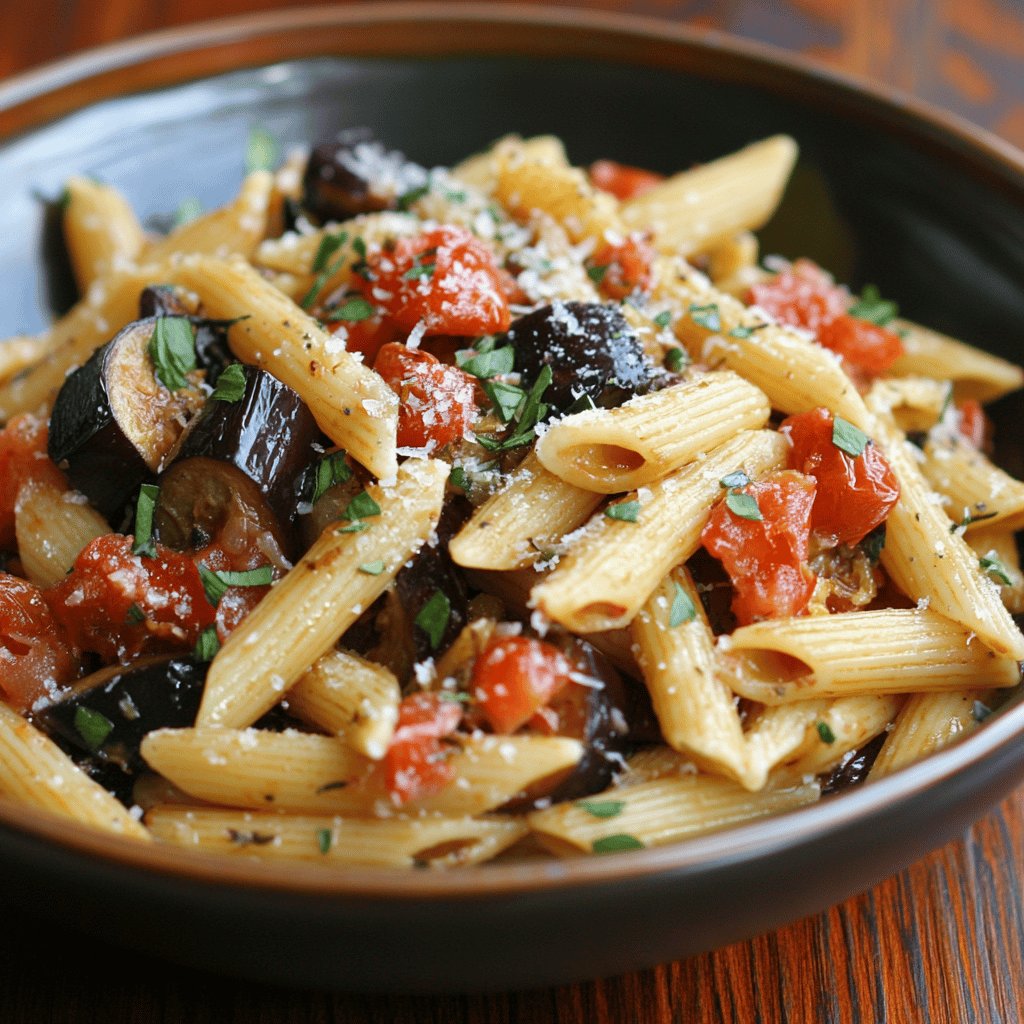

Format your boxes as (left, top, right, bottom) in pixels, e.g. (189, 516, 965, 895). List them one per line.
(1, 3, 1023, 993)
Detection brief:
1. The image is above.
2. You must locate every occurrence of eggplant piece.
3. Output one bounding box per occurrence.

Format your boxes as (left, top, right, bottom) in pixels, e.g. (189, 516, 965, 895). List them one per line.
(48, 317, 206, 518)
(154, 365, 319, 558)
(138, 285, 190, 318)
(36, 656, 207, 773)
(138, 285, 234, 382)
(821, 733, 887, 795)
(507, 301, 649, 413)
(301, 129, 425, 222)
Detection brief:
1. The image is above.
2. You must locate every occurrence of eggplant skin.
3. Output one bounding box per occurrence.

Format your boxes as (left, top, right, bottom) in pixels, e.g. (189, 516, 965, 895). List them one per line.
(36, 656, 207, 773)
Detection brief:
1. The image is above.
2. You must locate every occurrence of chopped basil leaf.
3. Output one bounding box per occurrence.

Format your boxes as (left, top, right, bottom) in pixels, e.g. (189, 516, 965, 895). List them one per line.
(75, 706, 114, 750)
(653, 311, 672, 329)
(198, 565, 228, 606)
(200, 565, 273, 606)
(668, 582, 696, 627)
(397, 184, 430, 210)
(149, 316, 196, 390)
(664, 347, 687, 372)
(312, 231, 348, 273)
(939, 384, 955, 423)
(484, 380, 525, 422)
(125, 603, 145, 625)
(415, 590, 451, 650)
(689, 303, 721, 332)
(725, 490, 762, 521)
(359, 560, 385, 576)
(449, 466, 469, 492)
(950, 509, 998, 533)
(720, 471, 750, 489)
(301, 232, 349, 310)
(832, 415, 869, 458)
(563, 393, 598, 416)
(310, 452, 353, 504)
(729, 324, 766, 339)
(194, 626, 221, 662)
(211, 363, 247, 402)
(317, 828, 333, 854)
(605, 500, 640, 523)
(343, 491, 382, 522)
(328, 297, 375, 323)
(475, 364, 552, 452)
(439, 690, 473, 704)
(132, 483, 159, 558)
(245, 127, 279, 172)
(172, 197, 203, 227)
(816, 721, 836, 744)
(980, 553, 1013, 586)
(338, 521, 369, 534)
(861, 524, 887, 564)
(575, 799, 625, 819)
(592, 833, 645, 854)
(402, 263, 436, 281)
(587, 264, 609, 285)
(848, 284, 898, 327)
(457, 346, 515, 379)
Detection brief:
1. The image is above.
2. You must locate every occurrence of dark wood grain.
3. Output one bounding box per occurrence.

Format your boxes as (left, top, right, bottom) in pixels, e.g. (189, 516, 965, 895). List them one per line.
(3, 2, 1024, 1021)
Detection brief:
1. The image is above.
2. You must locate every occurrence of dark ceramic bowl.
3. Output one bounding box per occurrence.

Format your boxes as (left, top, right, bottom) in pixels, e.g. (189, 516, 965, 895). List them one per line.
(1, 4, 1023, 994)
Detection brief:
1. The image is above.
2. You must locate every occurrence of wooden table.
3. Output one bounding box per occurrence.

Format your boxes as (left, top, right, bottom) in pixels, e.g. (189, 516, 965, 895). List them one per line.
(3, 2, 1024, 1021)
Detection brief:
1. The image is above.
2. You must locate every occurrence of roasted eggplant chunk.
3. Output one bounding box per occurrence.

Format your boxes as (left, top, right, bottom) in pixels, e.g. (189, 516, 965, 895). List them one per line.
(155, 365, 319, 559)
(37, 656, 207, 773)
(302, 129, 425, 222)
(48, 317, 205, 518)
(507, 301, 649, 413)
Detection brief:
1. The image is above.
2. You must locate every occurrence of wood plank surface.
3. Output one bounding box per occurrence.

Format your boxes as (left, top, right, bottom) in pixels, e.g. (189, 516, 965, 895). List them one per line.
(2, 2, 1024, 1022)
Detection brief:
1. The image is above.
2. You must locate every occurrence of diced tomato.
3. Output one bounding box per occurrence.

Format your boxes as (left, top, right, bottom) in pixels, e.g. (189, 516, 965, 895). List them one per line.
(588, 234, 655, 300)
(780, 407, 900, 547)
(589, 159, 664, 201)
(470, 635, 575, 735)
(362, 226, 510, 336)
(954, 398, 989, 450)
(701, 471, 818, 625)
(0, 573, 79, 712)
(329, 311, 402, 364)
(746, 259, 903, 376)
(0, 414, 67, 550)
(817, 315, 904, 376)
(47, 534, 216, 662)
(746, 259, 849, 333)
(382, 692, 463, 805)
(374, 342, 479, 450)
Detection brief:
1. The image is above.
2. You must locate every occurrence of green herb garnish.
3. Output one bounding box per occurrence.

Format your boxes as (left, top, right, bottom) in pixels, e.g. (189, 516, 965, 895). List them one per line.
(972, 700, 992, 723)
(211, 363, 247, 402)
(172, 197, 203, 227)
(194, 626, 221, 662)
(728, 324, 766, 339)
(402, 263, 436, 281)
(587, 264, 609, 285)
(457, 346, 515, 379)
(449, 466, 469, 492)
(343, 491, 382, 522)
(725, 490, 762, 521)
(131, 483, 160, 558)
(149, 316, 196, 390)
(689, 303, 722, 332)
(980, 553, 1013, 586)
(301, 231, 349, 310)
(74, 706, 114, 751)
(848, 284, 898, 327)
(950, 510, 998, 533)
(484, 380, 525, 422)
(668, 582, 696, 627)
(861, 524, 886, 564)
(832, 415, 869, 458)
(397, 184, 430, 210)
(817, 722, 836, 744)
(653, 311, 672, 329)
(245, 127, 279, 172)
(328, 297, 375, 323)
(125, 603, 146, 625)
(664, 347, 687, 372)
(720, 471, 750, 489)
(310, 452, 353, 504)
(605, 500, 640, 523)
(592, 834, 644, 854)
(200, 565, 274, 606)
(317, 828, 333, 854)
(359, 560, 385, 576)
(415, 590, 451, 650)
(575, 800, 625, 819)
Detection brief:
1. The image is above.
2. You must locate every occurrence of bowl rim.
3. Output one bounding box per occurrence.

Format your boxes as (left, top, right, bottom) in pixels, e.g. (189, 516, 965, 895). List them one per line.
(1, 1, 1023, 901)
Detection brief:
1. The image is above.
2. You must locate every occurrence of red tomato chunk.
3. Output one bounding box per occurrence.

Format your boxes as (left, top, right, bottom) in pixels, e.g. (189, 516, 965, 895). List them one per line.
(383, 692, 463, 805)
(588, 234, 655, 300)
(747, 259, 903, 376)
(781, 407, 900, 547)
(374, 342, 478, 450)
(362, 226, 511, 336)
(954, 398, 989, 451)
(589, 160, 664, 201)
(0, 573, 79, 712)
(0, 414, 67, 550)
(48, 534, 216, 662)
(701, 471, 818, 625)
(470, 635, 575, 735)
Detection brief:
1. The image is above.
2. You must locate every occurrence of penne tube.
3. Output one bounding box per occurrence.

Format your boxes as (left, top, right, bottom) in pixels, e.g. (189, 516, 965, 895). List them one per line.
(620, 136, 797, 256)
(887, 319, 1024, 402)
(528, 772, 819, 855)
(453, 134, 569, 193)
(144, 171, 273, 263)
(631, 567, 750, 787)
(145, 806, 528, 868)
(868, 375, 950, 434)
(531, 429, 788, 633)
(287, 648, 401, 760)
(0, 703, 148, 839)
(62, 176, 145, 291)
(535, 371, 770, 493)
(196, 459, 446, 729)
(921, 434, 1024, 533)
(141, 727, 583, 817)
(966, 526, 1024, 614)
(0, 336, 50, 387)
(168, 255, 399, 480)
(720, 608, 1020, 704)
(743, 700, 831, 786)
(769, 695, 902, 785)
(659, 259, 873, 430)
(870, 689, 989, 778)
(449, 452, 602, 571)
